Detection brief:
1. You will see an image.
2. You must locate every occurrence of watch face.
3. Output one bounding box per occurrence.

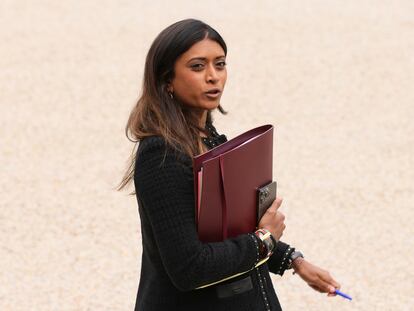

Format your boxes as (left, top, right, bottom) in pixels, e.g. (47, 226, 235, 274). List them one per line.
(291, 251, 304, 260)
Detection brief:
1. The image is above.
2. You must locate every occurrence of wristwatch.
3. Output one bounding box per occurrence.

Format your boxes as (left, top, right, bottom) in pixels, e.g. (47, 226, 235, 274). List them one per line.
(287, 251, 304, 269)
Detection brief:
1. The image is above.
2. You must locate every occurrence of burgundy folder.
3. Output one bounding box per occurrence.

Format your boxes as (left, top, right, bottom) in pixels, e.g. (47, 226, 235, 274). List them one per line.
(193, 124, 274, 243)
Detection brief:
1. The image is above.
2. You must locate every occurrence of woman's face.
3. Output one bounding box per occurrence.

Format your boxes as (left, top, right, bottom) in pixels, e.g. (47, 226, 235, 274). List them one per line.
(168, 38, 227, 120)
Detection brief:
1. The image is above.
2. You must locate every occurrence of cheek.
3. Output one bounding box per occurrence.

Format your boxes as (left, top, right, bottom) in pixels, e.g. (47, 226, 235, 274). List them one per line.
(222, 72, 227, 85)
(175, 73, 203, 97)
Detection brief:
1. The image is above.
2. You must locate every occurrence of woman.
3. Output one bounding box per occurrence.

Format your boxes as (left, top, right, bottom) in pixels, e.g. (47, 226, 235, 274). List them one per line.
(118, 18, 340, 311)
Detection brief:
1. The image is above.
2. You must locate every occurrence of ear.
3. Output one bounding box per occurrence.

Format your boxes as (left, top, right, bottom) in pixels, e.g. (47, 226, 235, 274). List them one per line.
(166, 83, 173, 93)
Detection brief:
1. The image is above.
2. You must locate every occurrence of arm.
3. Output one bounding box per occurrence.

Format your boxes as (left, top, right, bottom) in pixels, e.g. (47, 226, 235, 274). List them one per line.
(292, 257, 341, 295)
(266, 240, 295, 276)
(134, 137, 259, 291)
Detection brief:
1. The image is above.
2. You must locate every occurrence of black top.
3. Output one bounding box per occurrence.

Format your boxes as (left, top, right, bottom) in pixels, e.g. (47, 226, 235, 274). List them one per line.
(133, 124, 295, 311)
(201, 122, 227, 149)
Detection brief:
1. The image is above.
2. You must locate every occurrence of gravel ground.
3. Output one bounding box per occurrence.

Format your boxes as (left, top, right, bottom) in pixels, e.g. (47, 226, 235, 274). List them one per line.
(1, 1, 413, 310)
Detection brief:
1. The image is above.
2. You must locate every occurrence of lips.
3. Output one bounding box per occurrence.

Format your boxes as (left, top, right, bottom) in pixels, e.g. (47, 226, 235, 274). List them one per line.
(205, 89, 221, 99)
(205, 88, 222, 99)
(205, 88, 221, 94)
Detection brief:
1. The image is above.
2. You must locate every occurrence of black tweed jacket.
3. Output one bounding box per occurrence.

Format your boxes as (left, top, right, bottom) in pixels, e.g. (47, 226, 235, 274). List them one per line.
(133, 124, 294, 311)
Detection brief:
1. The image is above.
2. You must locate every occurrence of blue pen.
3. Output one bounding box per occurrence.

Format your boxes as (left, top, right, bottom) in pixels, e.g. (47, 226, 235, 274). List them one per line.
(335, 289, 352, 301)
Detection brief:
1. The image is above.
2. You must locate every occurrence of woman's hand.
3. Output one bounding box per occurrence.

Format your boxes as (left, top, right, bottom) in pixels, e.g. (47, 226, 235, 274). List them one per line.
(258, 197, 286, 240)
(292, 258, 341, 296)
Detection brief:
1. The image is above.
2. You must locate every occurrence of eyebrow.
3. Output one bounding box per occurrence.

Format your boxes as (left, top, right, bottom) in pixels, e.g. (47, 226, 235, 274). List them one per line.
(187, 56, 226, 63)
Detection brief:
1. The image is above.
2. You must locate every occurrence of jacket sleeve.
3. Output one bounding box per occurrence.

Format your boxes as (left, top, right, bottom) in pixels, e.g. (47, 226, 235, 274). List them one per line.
(266, 240, 295, 276)
(134, 137, 259, 291)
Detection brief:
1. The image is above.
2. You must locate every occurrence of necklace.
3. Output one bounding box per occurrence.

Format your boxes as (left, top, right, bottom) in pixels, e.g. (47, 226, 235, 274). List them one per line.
(201, 122, 227, 149)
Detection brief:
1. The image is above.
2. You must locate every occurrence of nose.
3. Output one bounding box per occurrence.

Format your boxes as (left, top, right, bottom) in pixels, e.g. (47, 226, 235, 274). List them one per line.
(205, 64, 219, 83)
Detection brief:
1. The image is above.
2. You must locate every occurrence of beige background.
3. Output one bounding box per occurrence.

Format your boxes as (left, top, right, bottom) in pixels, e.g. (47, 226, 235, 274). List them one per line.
(1, 1, 413, 310)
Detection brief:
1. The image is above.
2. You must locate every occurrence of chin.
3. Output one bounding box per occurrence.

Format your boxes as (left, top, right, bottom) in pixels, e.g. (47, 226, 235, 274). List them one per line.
(202, 100, 221, 110)
(182, 99, 221, 111)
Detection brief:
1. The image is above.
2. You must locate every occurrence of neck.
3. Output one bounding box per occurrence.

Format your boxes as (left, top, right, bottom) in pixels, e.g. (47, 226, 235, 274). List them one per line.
(197, 109, 208, 129)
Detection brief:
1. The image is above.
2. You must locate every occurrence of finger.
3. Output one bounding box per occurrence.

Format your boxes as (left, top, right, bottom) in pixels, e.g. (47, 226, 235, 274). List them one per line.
(326, 277, 341, 292)
(332, 280, 341, 290)
(319, 272, 340, 291)
(317, 279, 336, 293)
(310, 284, 324, 293)
(277, 212, 285, 221)
(271, 197, 283, 210)
(319, 271, 333, 283)
(327, 284, 336, 294)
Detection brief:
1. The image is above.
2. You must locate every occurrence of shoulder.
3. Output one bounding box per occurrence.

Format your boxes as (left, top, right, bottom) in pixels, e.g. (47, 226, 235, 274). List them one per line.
(135, 136, 192, 170)
(134, 136, 194, 189)
(137, 135, 166, 155)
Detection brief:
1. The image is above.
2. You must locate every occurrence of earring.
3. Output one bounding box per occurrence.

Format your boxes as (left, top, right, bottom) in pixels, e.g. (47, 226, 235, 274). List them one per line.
(168, 91, 174, 99)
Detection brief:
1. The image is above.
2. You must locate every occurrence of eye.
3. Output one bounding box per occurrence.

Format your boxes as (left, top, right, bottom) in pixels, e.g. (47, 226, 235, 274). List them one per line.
(191, 63, 204, 71)
(217, 61, 227, 68)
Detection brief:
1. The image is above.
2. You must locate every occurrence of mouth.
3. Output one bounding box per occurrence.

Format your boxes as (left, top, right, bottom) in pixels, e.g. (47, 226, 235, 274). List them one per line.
(204, 88, 222, 99)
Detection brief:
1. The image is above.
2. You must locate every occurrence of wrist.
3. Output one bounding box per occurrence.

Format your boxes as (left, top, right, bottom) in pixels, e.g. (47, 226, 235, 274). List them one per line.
(254, 228, 276, 259)
(256, 228, 278, 244)
(287, 250, 305, 271)
(292, 257, 305, 272)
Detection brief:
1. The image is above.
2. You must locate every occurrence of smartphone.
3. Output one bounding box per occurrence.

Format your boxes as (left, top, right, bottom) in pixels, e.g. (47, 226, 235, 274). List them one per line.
(256, 181, 277, 225)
